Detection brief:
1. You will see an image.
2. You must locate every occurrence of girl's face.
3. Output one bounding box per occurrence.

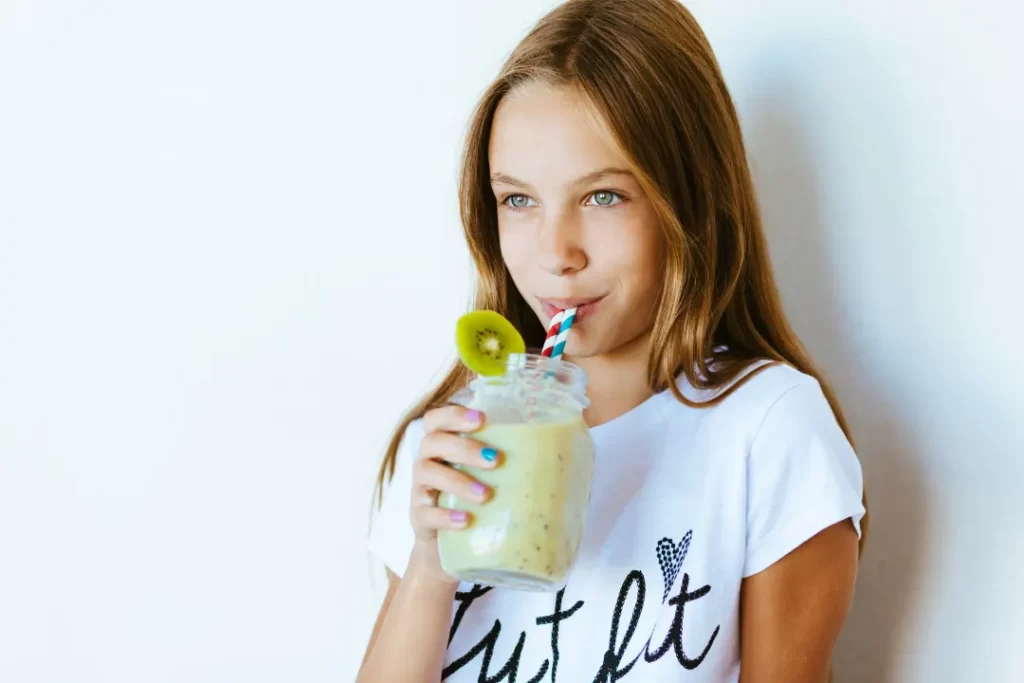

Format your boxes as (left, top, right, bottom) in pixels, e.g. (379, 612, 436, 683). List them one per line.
(489, 81, 664, 359)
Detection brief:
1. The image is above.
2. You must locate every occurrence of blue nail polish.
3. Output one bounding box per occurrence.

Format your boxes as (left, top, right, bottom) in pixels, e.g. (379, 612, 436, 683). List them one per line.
(481, 447, 498, 462)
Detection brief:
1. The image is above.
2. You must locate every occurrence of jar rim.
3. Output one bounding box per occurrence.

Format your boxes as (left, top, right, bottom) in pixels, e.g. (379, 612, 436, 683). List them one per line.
(505, 352, 587, 376)
(465, 352, 590, 412)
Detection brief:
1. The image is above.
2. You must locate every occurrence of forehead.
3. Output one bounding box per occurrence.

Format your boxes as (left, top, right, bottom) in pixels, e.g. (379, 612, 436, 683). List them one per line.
(488, 81, 628, 185)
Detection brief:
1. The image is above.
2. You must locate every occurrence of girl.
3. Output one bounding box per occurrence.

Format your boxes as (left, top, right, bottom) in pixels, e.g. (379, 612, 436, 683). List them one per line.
(359, 0, 867, 680)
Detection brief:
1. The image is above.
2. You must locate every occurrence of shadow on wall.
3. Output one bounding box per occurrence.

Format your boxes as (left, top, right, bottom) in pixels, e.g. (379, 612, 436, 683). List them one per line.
(740, 43, 931, 683)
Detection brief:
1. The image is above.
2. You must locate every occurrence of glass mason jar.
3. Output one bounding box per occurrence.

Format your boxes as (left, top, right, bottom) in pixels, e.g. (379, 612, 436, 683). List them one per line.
(438, 353, 595, 592)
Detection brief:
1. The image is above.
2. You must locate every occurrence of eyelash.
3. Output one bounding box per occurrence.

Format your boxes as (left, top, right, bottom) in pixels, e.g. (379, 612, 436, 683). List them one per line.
(500, 191, 626, 212)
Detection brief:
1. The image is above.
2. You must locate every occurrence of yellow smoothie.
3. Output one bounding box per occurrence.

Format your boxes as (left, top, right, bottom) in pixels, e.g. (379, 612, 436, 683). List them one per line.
(438, 416, 594, 591)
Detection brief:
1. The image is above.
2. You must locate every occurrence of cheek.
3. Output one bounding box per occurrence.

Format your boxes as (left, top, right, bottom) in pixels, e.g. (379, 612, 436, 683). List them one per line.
(497, 221, 533, 281)
(592, 210, 663, 293)
(620, 248, 661, 302)
(631, 208, 665, 289)
(634, 231, 665, 296)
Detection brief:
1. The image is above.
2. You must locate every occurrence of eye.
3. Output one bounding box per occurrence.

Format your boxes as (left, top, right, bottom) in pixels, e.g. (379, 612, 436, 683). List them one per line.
(586, 190, 623, 207)
(503, 194, 537, 211)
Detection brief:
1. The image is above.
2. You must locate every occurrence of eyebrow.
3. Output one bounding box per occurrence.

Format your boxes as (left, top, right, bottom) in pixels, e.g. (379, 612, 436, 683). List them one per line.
(489, 167, 634, 189)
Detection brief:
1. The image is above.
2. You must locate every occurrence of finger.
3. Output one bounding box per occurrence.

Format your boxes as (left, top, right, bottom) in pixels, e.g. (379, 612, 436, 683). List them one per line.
(419, 431, 501, 469)
(412, 501, 472, 531)
(423, 404, 485, 434)
(412, 486, 439, 508)
(414, 460, 492, 504)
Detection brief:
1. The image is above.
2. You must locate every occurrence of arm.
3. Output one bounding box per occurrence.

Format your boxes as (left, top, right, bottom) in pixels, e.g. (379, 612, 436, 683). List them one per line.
(359, 405, 497, 682)
(739, 519, 859, 683)
(358, 558, 458, 683)
(358, 570, 401, 675)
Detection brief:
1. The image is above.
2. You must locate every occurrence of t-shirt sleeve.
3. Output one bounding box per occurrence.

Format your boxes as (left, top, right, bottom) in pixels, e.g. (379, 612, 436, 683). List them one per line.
(742, 380, 866, 578)
(367, 419, 426, 578)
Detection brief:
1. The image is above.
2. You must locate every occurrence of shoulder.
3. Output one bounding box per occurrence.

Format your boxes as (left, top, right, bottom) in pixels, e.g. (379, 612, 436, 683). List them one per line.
(377, 417, 428, 495)
(672, 360, 829, 440)
(725, 360, 821, 408)
(394, 418, 427, 467)
(369, 417, 427, 578)
(403, 417, 427, 445)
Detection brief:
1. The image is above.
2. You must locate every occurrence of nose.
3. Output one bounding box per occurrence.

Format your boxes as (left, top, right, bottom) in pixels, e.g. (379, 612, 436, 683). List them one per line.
(536, 208, 587, 276)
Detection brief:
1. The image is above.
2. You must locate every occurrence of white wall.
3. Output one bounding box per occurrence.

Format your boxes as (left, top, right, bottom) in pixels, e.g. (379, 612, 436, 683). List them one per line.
(0, 1, 1020, 682)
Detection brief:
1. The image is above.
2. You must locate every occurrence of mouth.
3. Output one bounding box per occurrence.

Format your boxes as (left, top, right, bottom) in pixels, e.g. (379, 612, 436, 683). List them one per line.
(538, 296, 606, 324)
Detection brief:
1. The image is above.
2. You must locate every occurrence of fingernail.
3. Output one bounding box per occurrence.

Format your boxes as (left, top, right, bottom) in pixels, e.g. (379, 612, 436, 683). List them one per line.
(465, 409, 482, 424)
(450, 509, 468, 524)
(470, 481, 490, 499)
(481, 447, 498, 462)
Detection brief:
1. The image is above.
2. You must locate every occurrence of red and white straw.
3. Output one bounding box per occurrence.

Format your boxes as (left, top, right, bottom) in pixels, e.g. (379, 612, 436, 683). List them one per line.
(540, 307, 578, 359)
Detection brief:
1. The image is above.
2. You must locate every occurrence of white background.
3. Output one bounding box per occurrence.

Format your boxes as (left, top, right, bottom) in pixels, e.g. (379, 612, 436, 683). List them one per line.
(1, 1, 1022, 681)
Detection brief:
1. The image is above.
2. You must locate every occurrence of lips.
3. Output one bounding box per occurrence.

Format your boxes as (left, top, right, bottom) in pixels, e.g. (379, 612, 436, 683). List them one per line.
(538, 296, 605, 323)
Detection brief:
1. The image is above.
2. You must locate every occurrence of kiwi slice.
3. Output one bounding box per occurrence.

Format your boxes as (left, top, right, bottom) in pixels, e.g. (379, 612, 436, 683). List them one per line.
(456, 310, 526, 376)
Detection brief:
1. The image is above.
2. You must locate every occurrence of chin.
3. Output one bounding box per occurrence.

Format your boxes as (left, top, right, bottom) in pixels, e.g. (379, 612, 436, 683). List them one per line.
(565, 320, 650, 360)
(560, 331, 605, 360)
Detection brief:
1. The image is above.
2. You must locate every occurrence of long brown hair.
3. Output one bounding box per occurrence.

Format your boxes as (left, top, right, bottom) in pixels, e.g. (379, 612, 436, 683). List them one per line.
(374, 0, 867, 550)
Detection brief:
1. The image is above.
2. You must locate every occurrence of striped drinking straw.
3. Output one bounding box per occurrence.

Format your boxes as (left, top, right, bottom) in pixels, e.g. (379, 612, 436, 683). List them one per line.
(541, 307, 578, 360)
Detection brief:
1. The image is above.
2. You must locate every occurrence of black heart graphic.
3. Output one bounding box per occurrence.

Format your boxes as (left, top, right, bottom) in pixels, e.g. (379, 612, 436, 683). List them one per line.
(655, 531, 692, 603)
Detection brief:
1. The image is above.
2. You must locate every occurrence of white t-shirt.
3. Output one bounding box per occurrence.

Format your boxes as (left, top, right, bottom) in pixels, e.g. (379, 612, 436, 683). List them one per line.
(368, 362, 865, 682)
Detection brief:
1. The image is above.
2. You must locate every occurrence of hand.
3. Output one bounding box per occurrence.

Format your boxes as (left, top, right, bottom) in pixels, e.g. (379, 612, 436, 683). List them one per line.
(406, 405, 500, 586)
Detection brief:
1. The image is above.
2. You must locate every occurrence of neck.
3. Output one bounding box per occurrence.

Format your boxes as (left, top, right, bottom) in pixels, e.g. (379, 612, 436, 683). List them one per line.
(568, 331, 655, 428)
